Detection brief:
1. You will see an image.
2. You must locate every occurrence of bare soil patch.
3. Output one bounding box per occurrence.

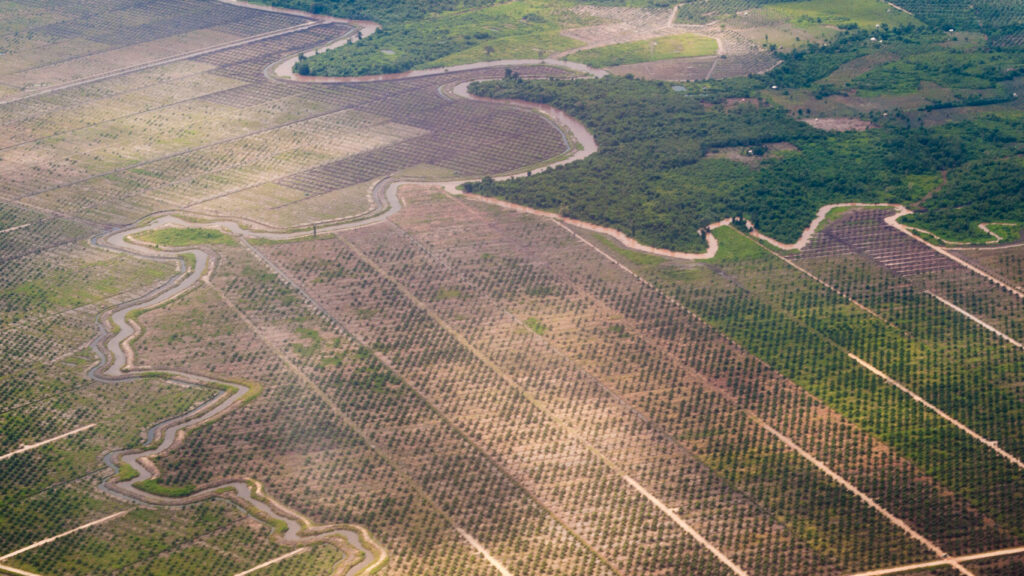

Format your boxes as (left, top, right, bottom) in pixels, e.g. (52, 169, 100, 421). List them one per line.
(801, 117, 874, 131)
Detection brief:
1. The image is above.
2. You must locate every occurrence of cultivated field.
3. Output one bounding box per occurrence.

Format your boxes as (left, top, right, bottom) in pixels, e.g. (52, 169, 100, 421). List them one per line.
(3, 0, 1024, 575)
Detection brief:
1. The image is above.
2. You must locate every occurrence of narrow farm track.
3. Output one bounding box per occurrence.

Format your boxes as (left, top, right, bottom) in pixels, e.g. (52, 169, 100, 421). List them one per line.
(884, 209, 1024, 301)
(232, 548, 309, 576)
(200, 244, 525, 576)
(0, 20, 324, 106)
(0, 564, 44, 576)
(845, 546, 1024, 576)
(925, 291, 1024, 350)
(536, 217, 976, 574)
(0, 511, 129, 563)
(456, 529, 515, 576)
(339, 233, 751, 575)
(849, 353, 1024, 469)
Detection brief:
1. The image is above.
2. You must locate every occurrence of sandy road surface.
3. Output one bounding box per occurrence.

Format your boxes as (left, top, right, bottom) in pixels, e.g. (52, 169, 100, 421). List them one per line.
(0, 424, 96, 462)
(884, 209, 1024, 300)
(0, 511, 129, 562)
(0, 223, 31, 235)
(850, 353, 1024, 469)
(925, 291, 1024, 350)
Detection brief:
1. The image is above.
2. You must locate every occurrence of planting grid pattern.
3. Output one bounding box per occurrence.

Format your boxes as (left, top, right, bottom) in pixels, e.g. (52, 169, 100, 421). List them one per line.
(1, 0, 571, 236)
(132, 190, 1013, 575)
(957, 244, 1024, 293)
(795, 210, 1024, 343)
(0, 1, 584, 572)
(3, 0, 1023, 574)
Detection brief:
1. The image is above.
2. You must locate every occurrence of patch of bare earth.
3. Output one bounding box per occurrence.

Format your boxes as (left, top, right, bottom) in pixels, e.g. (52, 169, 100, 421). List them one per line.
(801, 117, 874, 131)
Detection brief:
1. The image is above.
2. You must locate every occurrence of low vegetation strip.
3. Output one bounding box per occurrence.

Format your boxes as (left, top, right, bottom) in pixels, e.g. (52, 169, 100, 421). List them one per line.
(566, 33, 719, 68)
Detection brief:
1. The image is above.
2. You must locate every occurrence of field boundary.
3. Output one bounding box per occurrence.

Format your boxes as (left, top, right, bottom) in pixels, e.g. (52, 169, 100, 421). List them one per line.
(0, 424, 96, 462)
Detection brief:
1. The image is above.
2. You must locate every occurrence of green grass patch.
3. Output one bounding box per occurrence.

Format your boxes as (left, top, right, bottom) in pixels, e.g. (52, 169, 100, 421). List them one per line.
(134, 228, 235, 247)
(134, 479, 197, 498)
(291, 327, 323, 358)
(524, 317, 548, 335)
(852, 51, 1024, 95)
(301, 0, 586, 77)
(1, 257, 170, 319)
(433, 287, 464, 300)
(567, 33, 718, 68)
(710, 226, 770, 263)
(904, 173, 943, 198)
(116, 463, 140, 482)
(249, 232, 329, 246)
(428, 29, 582, 66)
(984, 223, 1023, 242)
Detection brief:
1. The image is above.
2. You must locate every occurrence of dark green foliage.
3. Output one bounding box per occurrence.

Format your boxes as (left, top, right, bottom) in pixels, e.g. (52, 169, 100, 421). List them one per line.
(905, 156, 1024, 240)
(879, 0, 1024, 39)
(300, 18, 516, 76)
(765, 29, 875, 88)
(466, 68, 1024, 249)
(466, 76, 819, 250)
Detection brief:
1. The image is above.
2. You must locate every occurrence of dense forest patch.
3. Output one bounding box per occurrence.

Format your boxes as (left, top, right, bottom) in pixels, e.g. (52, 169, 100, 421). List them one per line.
(465, 26, 1024, 250)
(285, 0, 668, 76)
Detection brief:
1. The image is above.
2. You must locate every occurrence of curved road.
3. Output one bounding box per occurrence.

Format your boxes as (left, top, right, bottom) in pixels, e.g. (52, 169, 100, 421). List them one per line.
(89, 220, 387, 576)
